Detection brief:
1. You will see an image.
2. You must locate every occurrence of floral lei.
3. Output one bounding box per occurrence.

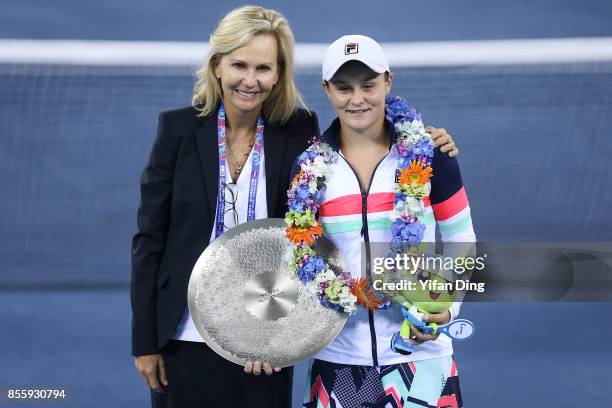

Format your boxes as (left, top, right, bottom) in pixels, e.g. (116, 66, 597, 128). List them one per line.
(285, 96, 435, 313)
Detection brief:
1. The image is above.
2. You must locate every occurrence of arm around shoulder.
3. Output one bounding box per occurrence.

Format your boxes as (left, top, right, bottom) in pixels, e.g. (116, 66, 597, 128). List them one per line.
(430, 151, 476, 323)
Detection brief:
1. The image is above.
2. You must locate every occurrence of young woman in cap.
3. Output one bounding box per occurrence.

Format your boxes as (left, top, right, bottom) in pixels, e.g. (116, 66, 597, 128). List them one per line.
(293, 35, 475, 407)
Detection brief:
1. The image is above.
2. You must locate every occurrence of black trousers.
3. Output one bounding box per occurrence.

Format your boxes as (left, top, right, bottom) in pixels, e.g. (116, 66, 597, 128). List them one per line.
(153, 340, 293, 408)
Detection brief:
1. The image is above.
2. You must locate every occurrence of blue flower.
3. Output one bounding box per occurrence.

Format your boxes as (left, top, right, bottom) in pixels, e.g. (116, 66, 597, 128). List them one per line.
(391, 219, 425, 247)
(311, 256, 325, 274)
(413, 139, 434, 158)
(385, 96, 422, 124)
(391, 219, 406, 237)
(407, 222, 426, 245)
(288, 198, 304, 212)
(298, 150, 319, 165)
(296, 184, 311, 200)
(414, 155, 432, 167)
(303, 261, 315, 274)
(299, 256, 326, 282)
(385, 96, 411, 123)
(319, 295, 342, 311)
(398, 156, 413, 169)
(297, 266, 316, 283)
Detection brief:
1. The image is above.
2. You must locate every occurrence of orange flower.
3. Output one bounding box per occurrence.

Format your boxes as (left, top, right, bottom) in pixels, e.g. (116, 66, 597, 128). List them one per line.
(399, 160, 432, 186)
(350, 278, 382, 311)
(286, 224, 323, 246)
(291, 171, 303, 185)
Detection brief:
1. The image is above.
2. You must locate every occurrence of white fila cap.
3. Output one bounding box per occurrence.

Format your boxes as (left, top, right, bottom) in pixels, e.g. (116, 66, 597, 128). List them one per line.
(321, 35, 390, 81)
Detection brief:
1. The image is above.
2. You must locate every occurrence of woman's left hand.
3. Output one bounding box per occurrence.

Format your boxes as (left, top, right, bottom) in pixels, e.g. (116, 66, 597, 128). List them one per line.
(426, 126, 459, 157)
(244, 360, 281, 376)
(423, 310, 451, 326)
(409, 310, 451, 344)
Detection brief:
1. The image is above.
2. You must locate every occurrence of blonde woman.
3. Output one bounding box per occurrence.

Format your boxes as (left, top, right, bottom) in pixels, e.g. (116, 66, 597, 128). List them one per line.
(130, 6, 458, 408)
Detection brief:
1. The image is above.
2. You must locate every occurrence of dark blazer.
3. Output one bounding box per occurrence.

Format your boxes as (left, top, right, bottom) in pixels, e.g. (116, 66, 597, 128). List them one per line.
(131, 105, 318, 356)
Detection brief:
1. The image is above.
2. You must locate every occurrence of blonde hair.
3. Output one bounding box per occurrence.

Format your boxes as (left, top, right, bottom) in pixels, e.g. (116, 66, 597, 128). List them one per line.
(192, 6, 306, 124)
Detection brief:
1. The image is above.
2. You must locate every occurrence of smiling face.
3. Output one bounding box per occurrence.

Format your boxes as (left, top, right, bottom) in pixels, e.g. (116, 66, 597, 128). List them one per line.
(214, 33, 280, 117)
(324, 60, 392, 135)
(408, 271, 455, 313)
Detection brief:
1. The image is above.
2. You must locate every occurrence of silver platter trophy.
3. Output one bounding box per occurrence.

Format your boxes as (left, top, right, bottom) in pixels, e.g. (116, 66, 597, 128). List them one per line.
(187, 218, 348, 368)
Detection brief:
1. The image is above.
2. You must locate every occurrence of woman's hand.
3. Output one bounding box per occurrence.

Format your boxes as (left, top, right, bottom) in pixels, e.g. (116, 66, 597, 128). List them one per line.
(134, 354, 168, 393)
(423, 310, 451, 326)
(244, 360, 281, 376)
(409, 310, 451, 344)
(426, 126, 459, 157)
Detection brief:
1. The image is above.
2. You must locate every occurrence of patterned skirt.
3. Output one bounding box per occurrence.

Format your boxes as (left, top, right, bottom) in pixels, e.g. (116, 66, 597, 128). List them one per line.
(303, 356, 462, 408)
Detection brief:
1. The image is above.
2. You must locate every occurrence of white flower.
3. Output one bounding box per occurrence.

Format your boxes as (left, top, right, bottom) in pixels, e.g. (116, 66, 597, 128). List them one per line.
(396, 126, 421, 146)
(319, 143, 335, 154)
(314, 271, 327, 284)
(308, 180, 318, 193)
(394, 121, 410, 134)
(395, 200, 407, 212)
(338, 290, 358, 313)
(390, 200, 405, 221)
(410, 119, 426, 133)
(389, 209, 401, 221)
(342, 304, 357, 313)
(284, 250, 295, 271)
(304, 280, 317, 293)
(396, 120, 431, 147)
(300, 162, 313, 173)
(311, 155, 328, 178)
(404, 196, 424, 215)
(390, 195, 427, 221)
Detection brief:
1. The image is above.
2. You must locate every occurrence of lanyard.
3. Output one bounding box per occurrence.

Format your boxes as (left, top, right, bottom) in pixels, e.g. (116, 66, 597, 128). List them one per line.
(215, 104, 264, 238)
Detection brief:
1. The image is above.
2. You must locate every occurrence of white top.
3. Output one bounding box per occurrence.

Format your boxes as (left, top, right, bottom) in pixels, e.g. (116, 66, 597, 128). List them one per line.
(172, 146, 268, 342)
(313, 149, 475, 365)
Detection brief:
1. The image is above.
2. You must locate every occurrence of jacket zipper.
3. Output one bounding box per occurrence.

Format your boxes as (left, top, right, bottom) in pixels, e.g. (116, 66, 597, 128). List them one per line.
(339, 152, 389, 367)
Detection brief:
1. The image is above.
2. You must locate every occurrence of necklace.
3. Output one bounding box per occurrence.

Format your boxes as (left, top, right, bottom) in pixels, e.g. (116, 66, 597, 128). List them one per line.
(226, 134, 254, 179)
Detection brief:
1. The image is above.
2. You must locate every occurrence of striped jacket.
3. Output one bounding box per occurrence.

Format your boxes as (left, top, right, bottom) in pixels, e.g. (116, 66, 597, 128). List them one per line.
(308, 118, 476, 366)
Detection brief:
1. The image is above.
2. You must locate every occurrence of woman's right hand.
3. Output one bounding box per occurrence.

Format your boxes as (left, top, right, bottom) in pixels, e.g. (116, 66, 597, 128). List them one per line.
(134, 354, 168, 393)
(244, 360, 281, 376)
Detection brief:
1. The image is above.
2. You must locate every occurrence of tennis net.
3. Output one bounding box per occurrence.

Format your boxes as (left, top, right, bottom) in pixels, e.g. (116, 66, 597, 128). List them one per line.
(1, 38, 611, 288)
